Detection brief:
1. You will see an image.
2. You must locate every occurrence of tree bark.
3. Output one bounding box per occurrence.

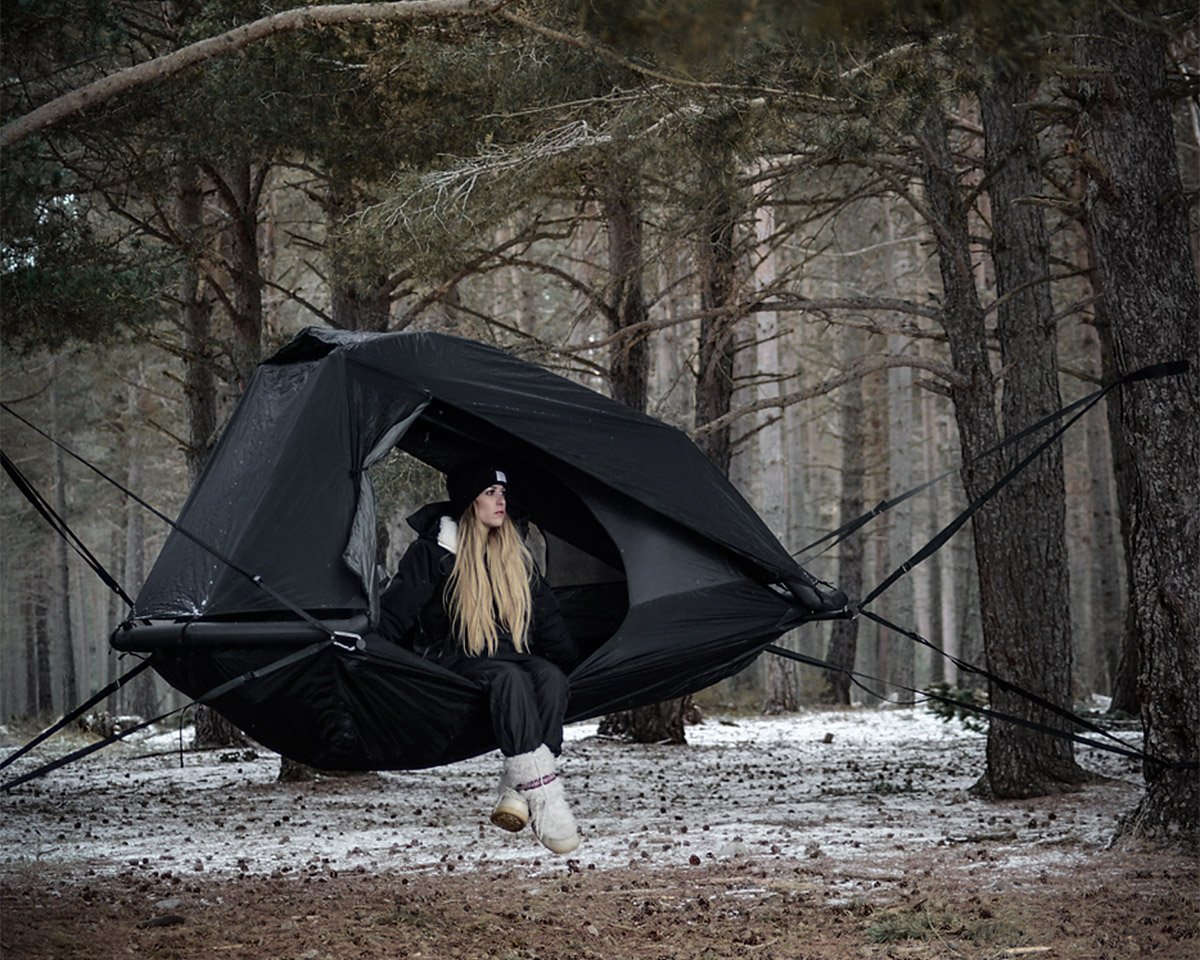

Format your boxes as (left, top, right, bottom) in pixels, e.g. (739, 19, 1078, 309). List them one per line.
(179, 160, 217, 485)
(1082, 367, 1123, 696)
(22, 579, 38, 715)
(34, 556, 52, 714)
(981, 73, 1082, 788)
(753, 175, 797, 713)
(597, 699, 690, 744)
(192, 159, 267, 749)
(596, 167, 689, 744)
(49, 360, 79, 710)
(123, 381, 157, 720)
(920, 98, 1083, 798)
(218, 160, 266, 390)
(1089, 283, 1141, 715)
(602, 171, 650, 409)
(329, 173, 393, 332)
(822, 321, 866, 705)
(694, 169, 739, 475)
(1076, 14, 1200, 844)
(883, 200, 915, 702)
(920, 344, 946, 684)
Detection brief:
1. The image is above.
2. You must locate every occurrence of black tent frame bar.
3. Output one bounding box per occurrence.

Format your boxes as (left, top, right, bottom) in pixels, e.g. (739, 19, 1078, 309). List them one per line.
(111, 615, 372, 651)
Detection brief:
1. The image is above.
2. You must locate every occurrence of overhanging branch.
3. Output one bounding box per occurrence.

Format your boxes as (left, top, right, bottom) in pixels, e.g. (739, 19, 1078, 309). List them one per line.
(2, 0, 497, 148)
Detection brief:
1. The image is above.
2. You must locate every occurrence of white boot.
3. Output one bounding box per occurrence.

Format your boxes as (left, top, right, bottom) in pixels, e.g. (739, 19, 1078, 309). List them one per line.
(513, 744, 580, 855)
(490, 760, 530, 832)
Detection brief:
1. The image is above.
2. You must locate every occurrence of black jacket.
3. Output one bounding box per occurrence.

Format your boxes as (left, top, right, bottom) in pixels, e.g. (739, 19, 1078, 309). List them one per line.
(378, 503, 578, 671)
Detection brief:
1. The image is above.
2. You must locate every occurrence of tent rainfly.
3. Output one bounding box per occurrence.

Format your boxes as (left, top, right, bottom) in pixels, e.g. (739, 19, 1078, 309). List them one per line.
(112, 327, 848, 770)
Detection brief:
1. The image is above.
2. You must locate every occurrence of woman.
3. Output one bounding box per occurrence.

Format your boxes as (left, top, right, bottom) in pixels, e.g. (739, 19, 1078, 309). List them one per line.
(378, 460, 581, 854)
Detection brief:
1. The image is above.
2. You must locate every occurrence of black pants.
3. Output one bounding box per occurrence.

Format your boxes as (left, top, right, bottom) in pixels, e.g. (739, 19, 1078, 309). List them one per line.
(441, 652, 570, 757)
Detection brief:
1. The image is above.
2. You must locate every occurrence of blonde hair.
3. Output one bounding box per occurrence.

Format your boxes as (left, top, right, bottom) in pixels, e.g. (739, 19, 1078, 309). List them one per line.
(446, 509, 534, 657)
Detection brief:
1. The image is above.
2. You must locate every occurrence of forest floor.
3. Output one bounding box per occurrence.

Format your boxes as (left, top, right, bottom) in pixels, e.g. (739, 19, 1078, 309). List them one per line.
(1, 707, 1196, 959)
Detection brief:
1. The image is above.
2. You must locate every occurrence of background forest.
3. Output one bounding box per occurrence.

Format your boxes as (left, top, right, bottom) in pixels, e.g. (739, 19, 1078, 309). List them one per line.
(2, 0, 1197, 839)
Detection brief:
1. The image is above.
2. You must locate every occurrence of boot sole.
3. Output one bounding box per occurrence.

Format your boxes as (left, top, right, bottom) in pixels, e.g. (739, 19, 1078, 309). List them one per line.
(490, 798, 529, 832)
(540, 832, 581, 855)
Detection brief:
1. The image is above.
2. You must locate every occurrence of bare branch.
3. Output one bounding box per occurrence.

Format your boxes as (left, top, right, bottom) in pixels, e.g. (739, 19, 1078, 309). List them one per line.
(261, 278, 334, 326)
(694, 354, 965, 438)
(758, 295, 942, 321)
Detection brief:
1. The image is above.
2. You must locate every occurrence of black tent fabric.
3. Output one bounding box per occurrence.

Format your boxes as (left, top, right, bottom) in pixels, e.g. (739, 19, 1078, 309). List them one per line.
(113, 328, 846, 770)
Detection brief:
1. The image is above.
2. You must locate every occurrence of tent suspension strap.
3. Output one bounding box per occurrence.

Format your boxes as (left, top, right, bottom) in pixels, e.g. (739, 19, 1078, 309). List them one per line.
(794, 359, 1189, 566)
(859, 386, 1104, 608)
(0, 658, 154, 772)
(0, 640, 329, 792)
(858, 359, 1188, 609)
(857, 609, 1140, 759)
(792, 392, 1094, 563)
(763, 644, 1195, 770)
(0, 402, 340, 640)
(1, 449, 134, 607)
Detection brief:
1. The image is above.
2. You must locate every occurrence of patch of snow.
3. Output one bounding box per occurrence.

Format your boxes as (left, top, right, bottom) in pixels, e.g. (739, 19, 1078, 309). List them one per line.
(0, 709, 1145, 886)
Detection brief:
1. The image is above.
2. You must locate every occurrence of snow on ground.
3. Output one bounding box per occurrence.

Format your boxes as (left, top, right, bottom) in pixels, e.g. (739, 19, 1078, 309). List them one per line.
(0, 708, 1145, 890)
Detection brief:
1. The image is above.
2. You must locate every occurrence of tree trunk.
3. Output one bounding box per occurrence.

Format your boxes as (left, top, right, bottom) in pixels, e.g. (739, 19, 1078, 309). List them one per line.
(329, 173, 392, 332)
(597, 167, 689, 744)
(822, 326, 865, 705)
(982, 72, 1082, 786)
(220, 159, 266, 390)
(1088, 279, 1141, 715)
(753, 176, 797, 713)
(920, 347, 946, 684)
(34, 556, 52, 714)
(179, 160, 217, 485)
(883, 200, 915, 702)
(23, 579, 38, 716)
(123, 383, 157, 720)
(602, 172, 650, 409)
(49, 360, 78, 710)
(597, 698, 690, 744)
(694, 175, 738, 475)
(1082, 368, 1124, 696)
(194, 705, 250, 748)
(1076, 14, 1200, 844)
(921, 98, 1084, 797)
(193, 158, 266, 749)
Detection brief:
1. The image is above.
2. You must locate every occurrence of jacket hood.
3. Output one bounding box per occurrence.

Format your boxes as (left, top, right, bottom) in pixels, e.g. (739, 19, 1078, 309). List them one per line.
(406, 501, 454, 539)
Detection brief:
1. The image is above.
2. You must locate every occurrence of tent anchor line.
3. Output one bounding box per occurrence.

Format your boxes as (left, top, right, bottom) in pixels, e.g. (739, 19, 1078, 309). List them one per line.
(764, 645, 1195, 771)
(1, 449, 134, 607)
(0, 401, 358, 646)
(0, 658, 153, 774)
(0, 641, 329, 792)
(795, 359, 1189, 566)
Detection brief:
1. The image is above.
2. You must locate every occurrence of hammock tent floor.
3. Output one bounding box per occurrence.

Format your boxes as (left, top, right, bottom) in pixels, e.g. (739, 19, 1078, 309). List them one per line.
(111, 328, 846, 771)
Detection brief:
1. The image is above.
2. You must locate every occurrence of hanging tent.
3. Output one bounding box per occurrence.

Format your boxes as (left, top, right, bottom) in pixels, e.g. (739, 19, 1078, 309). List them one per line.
(112, 327, 847, 771)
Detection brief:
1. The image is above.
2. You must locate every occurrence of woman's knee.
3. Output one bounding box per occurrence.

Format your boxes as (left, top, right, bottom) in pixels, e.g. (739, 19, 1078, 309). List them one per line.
(526, 657, 568, 692)
(485, 661, 536, 699)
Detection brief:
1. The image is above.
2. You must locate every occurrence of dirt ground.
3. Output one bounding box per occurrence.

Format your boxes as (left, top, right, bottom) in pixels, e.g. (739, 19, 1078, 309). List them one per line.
(4, 844, 1195, 960)
(2, 710, 1197, 959)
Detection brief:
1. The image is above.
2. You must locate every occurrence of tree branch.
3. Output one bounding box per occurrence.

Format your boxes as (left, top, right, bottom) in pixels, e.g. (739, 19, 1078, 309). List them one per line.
(693, 354, 965, 438)
(2, 0, 498, 148)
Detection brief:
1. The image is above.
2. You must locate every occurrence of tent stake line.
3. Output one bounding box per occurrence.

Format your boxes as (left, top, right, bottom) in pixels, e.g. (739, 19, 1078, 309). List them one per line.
(764, 645, 1194, 770)
(0, 641, 328, 793)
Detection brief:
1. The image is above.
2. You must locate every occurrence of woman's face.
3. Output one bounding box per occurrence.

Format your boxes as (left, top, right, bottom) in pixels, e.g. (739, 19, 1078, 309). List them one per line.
(472, 484, 507, 529)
